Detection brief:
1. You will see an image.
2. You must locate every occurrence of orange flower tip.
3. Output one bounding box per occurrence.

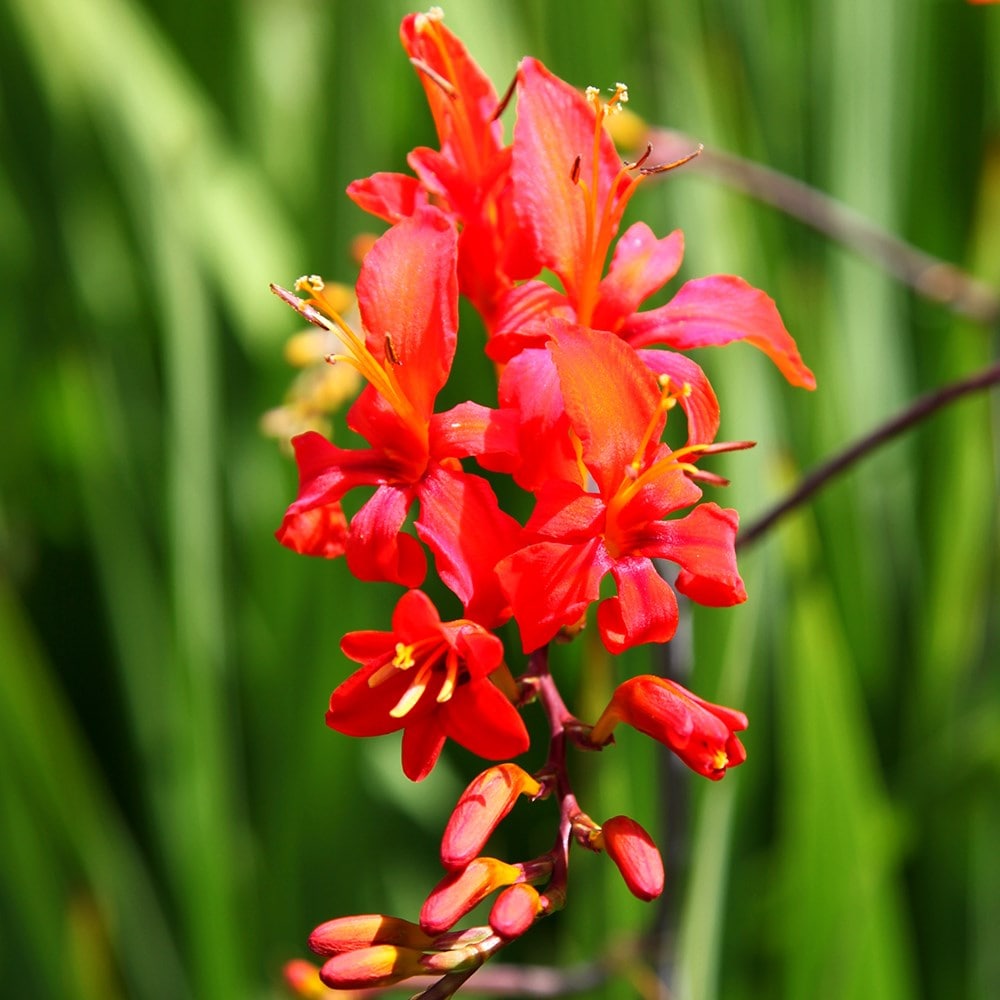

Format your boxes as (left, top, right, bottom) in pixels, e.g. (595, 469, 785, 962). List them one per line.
(601, 815, 665, 902)
(441, 764, 542, 869)
(489, 883, 543, 939)
(309, 914, 433, 956)
(319, 945, 425, 991)
(283, 959, 327, 998)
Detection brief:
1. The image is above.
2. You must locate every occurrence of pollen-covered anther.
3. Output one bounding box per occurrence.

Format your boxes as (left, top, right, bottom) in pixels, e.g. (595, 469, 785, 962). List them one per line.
(384, 333, 402, 365)
(294, 274, 325, 294)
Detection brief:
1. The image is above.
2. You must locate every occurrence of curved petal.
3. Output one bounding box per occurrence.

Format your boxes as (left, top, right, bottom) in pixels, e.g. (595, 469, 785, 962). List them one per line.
(637, 349, 721, 446)
(346, 172, 428, 223)
(597, 555, 679, 654)
(326, 662, 410, 739)
(512, 58, 624, 297)
(275, 501, 349, 558)
(429, 402, 520, 472)
(549, 323, 661, 498)
(443, 680, 530, 761)
(642, 502, 746, 607)
(524, 480, 605, 541)
(340, 630, 395, 665)
(356, 208, 459, 418)
(401, 714, 448, 782)
(414, 465, 521, 629)
(497, 346, 581, 492)
(622, 275, 816, 390)
(498, 537, 612, 652)
(345, 485, 426, 587)
(391, 588, 443, 638)
(487, 281, 570, 363)
(592, 225, 684, 332)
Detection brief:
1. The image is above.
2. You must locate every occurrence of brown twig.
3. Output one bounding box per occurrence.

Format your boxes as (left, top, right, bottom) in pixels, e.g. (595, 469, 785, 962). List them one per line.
(738, 358, 1000, 548)
(643, 127, 1000, 326)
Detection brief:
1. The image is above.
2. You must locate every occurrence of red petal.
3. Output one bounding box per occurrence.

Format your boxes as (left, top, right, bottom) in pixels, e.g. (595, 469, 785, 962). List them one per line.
(623, 275, 816, 389)
(275, 502, 348, 558)
(512, 58, 624, 297)
(429, 401, 520, 472)
(401, 714, 448, 782)
(637, 349, 721, 446)
(592, 225, 684, 332)
(355, 209, 459, 418)
(391, 588, 443, 637)
(498, 537, 612, 652)
(345, 485, 426, 588)
(487, 281, 569, 363)
(524, 480, 605, 540)
(443, 679, 530, 762)
(415, 465, 521, 629)
(549, 323, 661, 498)
(346, 172, 428, 223)
(644, 503, 746, 607)
(326, 663, 411, 739)
(597, 555, 679, 654)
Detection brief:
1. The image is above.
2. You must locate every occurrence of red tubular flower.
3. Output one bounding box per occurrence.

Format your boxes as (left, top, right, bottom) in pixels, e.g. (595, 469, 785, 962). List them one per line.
(309, 914, 434, 957)
(348, 10, 536, 325)
(319, 945, 427, 991)
(596, 816, 665, 902)
(328, 590, 529, 782)
(489, 56, 815, 392)
(497, 324, 747, 654)
(273, 207, 520, 627)
(440, 763, 542, 870)
(591, 675, 748, 780)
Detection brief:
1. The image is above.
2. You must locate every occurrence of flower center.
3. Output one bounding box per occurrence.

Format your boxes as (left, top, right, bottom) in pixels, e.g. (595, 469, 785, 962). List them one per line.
(367, 634, 465, 719)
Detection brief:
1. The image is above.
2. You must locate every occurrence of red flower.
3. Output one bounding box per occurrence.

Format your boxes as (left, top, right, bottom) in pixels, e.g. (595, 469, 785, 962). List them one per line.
(488, 57, 815, 392)
(591, 675, 748, 780)
(273, 207, 520, 627)
(328, 590, 529, 782)
(497, 324, 747, 653)
(347, 10, 535, 325)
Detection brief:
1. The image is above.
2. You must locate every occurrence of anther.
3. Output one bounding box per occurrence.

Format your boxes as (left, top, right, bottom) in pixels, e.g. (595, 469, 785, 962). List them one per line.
(384, 334, 402, 365)
(640, 144, 704, 176)
(492, 73, 517, 122)
(409, 56, 458, 100)
(570, 155, 582, 184)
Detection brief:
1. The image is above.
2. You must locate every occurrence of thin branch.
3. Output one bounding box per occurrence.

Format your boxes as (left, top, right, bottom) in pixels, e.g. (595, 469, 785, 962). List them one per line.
(738, 358, 1000, 549)
(643, 127, 1000, 327)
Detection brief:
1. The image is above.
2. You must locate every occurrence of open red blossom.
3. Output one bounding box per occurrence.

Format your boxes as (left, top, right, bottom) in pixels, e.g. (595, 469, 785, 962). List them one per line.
(497, 324, 747, 654)
(488, 57, 814, 392)
(328, 590, 529, 782)
(273, 207, 520, 627)
(347, 9, 536, 326)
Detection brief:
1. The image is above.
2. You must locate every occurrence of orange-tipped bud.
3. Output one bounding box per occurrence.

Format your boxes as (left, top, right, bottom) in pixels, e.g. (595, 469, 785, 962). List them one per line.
(590, 675, 748, 780)
(489, 883, 543, 939)
(420, 857, 523, 934)
(597, 815, 665, 901)
(318, 944, 426, 991)
(283, 959, 331, 998)
(441, 764, 542, 869)
(309, 913, 433, 956)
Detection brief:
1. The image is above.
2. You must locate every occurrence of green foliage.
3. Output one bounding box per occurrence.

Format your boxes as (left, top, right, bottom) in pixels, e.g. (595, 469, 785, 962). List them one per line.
(1, 1, 997, 998)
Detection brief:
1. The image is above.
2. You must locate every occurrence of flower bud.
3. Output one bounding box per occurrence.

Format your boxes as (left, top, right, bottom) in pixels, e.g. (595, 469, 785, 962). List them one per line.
(319, 944, 426, 991)
(489, 883, 543, 939)
(441, 764, 542, 869)
(590, 675, 747, 780)
(420, 857, 522, 934)
(597, 815, 664, 901)
(283, 959, 330, 998)
(309, 913, 433, 956)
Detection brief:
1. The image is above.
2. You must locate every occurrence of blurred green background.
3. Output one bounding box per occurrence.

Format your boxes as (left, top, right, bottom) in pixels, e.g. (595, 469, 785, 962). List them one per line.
(2, 1, 998, 998)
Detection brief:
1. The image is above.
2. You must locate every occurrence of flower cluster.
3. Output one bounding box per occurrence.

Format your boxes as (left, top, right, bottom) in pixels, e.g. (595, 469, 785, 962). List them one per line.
(273, 9, 813, 996)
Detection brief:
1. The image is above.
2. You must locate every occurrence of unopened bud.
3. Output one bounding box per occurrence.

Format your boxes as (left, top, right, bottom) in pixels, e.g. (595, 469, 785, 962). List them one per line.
(489, 883, 543, 939)
(420, 857, 522, 934)
(441, 764, 542, 869)
(283, 959, 330, 998)
(590, 675, 747, 780)
(419, 935, 499, 975)
(309, 913, 433, 956)
(318, 944, 426, 991)
(597, 815, 664, 901)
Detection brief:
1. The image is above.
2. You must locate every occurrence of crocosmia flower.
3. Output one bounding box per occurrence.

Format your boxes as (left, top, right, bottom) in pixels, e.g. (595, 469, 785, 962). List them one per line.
(497, 323, 747, 654)
(328, 590, 529, 782)
(273, 207, 520, 627)
(489, 57, 815, 393)
(591, 674, 748, 780)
